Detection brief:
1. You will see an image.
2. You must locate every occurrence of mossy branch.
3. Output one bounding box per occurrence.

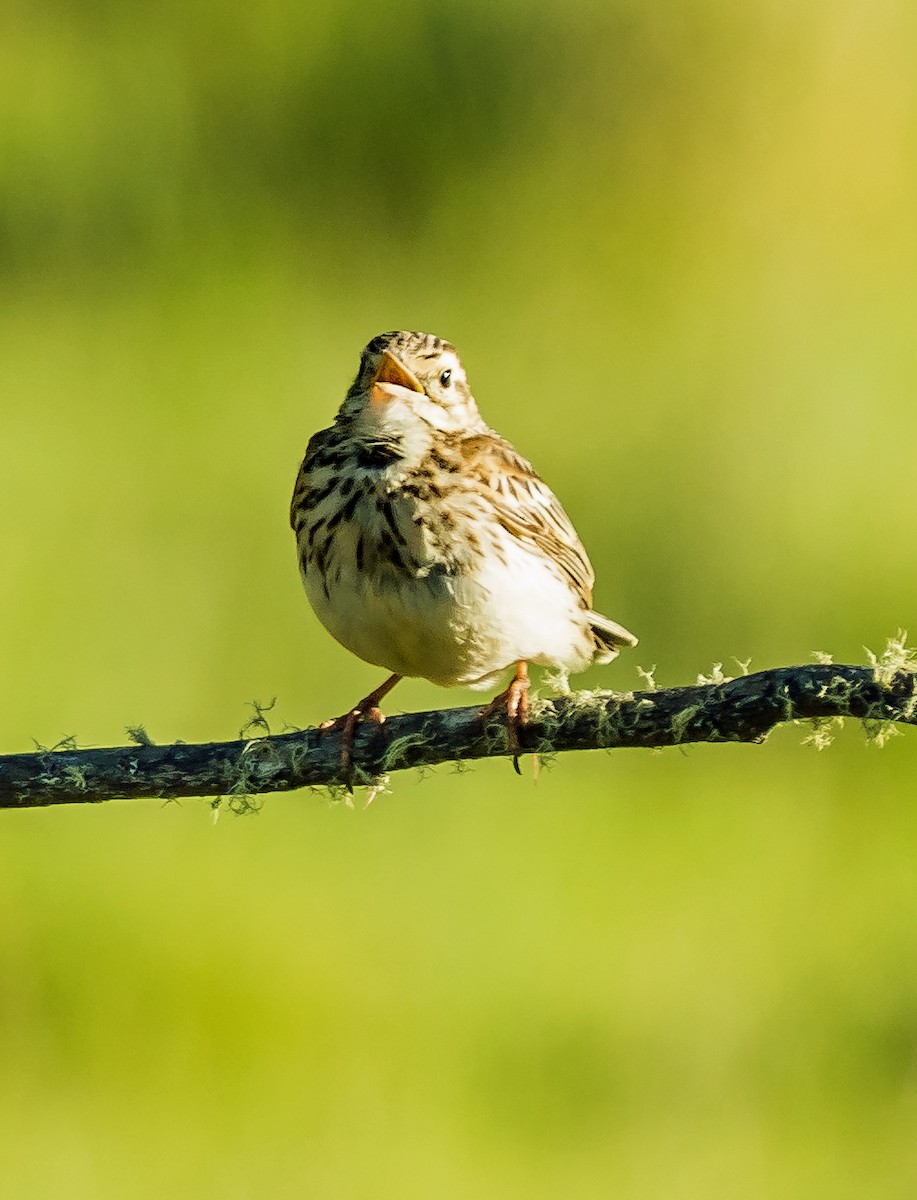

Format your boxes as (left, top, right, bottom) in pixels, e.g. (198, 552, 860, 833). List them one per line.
(1, 660, 915, 809)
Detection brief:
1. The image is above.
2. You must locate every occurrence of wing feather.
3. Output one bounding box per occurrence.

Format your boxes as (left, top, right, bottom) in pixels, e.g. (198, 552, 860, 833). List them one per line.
(459, 432, 596, 606)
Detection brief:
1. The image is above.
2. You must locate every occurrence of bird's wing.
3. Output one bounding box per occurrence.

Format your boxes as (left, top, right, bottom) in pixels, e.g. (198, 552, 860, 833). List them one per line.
(458, 432, 596, 607)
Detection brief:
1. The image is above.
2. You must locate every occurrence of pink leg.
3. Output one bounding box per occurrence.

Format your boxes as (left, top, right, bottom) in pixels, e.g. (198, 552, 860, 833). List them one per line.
(320, 673, 403, 791)
(480, 661, 531, 774)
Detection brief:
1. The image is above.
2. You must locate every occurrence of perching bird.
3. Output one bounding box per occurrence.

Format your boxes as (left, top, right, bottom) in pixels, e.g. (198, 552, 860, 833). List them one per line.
(291, 331, 637, 785)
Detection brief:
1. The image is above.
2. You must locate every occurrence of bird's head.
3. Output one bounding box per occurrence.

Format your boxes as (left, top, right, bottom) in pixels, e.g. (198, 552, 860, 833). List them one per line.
(337, 331, 486, 441)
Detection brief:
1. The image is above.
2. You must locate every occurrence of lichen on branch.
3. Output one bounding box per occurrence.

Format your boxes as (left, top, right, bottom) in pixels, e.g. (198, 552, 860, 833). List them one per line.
(0, 634, 914, 810)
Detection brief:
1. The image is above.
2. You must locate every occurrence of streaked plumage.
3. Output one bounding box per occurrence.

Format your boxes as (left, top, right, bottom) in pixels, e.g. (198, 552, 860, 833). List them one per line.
(291, 331, 636, 780)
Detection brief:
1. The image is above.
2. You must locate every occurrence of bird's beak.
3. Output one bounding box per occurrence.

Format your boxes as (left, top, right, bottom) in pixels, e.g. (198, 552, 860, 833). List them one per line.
(369, 350, 423, 406)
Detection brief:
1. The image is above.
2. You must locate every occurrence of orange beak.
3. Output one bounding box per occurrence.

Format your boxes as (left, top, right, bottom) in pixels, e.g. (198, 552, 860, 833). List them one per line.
(369, 349, 423, 406)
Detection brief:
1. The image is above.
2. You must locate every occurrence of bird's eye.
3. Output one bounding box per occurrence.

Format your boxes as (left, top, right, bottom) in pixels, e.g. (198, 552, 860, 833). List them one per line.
(439, 368, 452, 388)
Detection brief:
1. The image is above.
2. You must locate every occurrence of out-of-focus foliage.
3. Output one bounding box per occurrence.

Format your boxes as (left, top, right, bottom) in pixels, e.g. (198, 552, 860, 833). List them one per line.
(2, 1, 917, 1196)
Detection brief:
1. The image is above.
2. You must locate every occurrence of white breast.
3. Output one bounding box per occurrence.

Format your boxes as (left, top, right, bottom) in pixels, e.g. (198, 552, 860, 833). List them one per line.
(303, 513, 595, 689)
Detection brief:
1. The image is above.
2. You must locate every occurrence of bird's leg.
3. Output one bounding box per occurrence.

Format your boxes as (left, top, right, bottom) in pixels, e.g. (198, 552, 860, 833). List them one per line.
(480, 661, 531, 774)
(319, 673, 403, 792)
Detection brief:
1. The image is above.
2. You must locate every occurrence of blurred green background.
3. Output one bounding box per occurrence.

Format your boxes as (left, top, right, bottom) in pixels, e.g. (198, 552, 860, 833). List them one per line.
(2, 0, 917, 1195)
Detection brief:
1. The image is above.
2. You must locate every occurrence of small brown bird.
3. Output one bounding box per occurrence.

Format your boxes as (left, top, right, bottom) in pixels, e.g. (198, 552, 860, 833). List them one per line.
(291, 331, 637, 784)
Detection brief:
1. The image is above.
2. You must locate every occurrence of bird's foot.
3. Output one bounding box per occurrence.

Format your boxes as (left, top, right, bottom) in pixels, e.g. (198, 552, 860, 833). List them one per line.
(319, 674, 402, 793)
(480, 661, 531, 774)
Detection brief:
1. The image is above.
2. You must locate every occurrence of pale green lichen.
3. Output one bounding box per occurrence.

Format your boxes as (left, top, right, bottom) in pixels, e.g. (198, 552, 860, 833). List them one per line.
(202, 634, 917, 813)
(480, 713, 515, 758)
(61, 764, 88, 791)
(32, 734, 79, 754)
(542, 668, 571, 696)
(862, 631, 916, 745)
(862, 720, 903, 749)
(27, 735, 85, 795)
(567, 688, 641, 746)
(379, 729, 433, 775)
(816, 674, 856, 707)
(671, 704, 703, 743)
(288, 741, 314, 778)
(213, 735, 284, 816)
(799, 632, 915, 750)
(799, 666, 849, 749)
(636, 664, 658, 692)
(860, 630, 916, 745)
(866, 629, 915, 687)
(126, 724, 154, 747)
(526, 693, 563, 761)
(323, 780, 353, 805)
(239, 697, 277, 740)
(527, 686, 642, 759)
(801, 715, 845, 751)
(696, 664, 732, 686)
(208, 700, 286, 814)
(226, 791, 264, 816)
(362, 775, 392, 807)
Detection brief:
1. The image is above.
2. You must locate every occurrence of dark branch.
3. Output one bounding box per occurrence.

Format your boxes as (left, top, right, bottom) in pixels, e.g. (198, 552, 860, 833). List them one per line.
(1, 663, 914, 809)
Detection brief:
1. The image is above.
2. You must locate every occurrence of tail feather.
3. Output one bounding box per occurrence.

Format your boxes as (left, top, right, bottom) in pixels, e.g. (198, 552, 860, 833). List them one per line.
(589, 610, 638, 664)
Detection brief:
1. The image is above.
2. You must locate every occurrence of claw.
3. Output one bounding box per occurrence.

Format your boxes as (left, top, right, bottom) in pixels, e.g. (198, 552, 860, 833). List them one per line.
(318, 674, 402, 792)
(480, 661, 531, 773)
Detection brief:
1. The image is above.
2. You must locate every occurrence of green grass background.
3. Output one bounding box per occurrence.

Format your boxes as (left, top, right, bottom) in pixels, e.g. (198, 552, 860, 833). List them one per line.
(2, 1, 917, 1195)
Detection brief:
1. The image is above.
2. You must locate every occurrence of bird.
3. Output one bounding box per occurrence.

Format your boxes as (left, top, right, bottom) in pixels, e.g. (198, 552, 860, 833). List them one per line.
(290, 330, 637, 787)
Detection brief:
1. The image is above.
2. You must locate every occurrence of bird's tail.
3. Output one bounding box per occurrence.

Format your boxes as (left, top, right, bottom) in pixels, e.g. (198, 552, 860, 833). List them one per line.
(589, 610, 638, 664)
